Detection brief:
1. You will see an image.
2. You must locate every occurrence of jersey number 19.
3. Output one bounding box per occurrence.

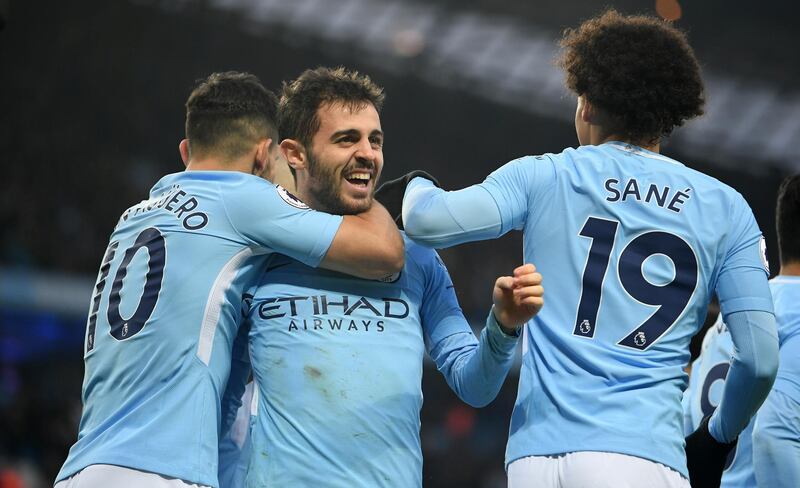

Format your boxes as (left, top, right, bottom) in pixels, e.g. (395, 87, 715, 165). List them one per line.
(573, 217, 698, 350)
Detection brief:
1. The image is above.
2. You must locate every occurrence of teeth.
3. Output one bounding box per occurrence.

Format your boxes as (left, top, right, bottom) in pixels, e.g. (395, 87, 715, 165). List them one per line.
(349, 174, 370, 181)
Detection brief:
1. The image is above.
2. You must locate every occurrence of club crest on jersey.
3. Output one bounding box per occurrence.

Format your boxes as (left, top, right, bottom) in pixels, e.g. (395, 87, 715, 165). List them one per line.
(759, 236, 770, 274)
(276, 185, 309, 209)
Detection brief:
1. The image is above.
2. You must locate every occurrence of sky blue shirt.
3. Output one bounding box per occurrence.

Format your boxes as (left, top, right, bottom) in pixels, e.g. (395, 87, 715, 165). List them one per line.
(403, 142, 774, 478)
(56, 171, 342, 487)
(752, 276, 800, 487)
(685, 276, 800, 487)
(683, 317, 755, 487)
(242, 235, 519, 488)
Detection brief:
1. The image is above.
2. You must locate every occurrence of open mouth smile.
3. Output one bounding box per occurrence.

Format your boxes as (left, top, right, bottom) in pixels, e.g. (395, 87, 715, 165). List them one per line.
(345, 173, 372, 188)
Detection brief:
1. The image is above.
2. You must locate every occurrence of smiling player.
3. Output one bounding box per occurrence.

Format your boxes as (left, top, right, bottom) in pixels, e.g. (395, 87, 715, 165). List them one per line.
(236, 67, 544, 488)
(54, 71, 404, 488)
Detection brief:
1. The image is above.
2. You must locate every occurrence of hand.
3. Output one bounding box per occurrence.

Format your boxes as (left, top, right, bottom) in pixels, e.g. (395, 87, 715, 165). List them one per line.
(685, 415, 738, 488)
(492, 264, 544, 334)
(374, 170, 440, 229)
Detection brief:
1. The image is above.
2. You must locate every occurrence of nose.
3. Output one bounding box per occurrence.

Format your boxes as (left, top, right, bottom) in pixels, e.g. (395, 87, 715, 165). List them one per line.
(354, 138, 379, 164)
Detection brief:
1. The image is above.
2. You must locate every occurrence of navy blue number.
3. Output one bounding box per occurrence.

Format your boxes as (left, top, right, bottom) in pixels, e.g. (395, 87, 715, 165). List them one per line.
(617, 232, 698, 350)
(574, 218, 618, 338)
(701, 363, 730, 417)
(574, 217, 698, 350)
(701, 362, 737, 469)
(86, 241, 119, 352)
(106, 227, 166, 340)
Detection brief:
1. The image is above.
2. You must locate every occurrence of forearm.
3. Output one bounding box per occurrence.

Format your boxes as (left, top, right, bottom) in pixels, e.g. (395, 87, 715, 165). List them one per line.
(322, 202, 404, 279)
(402, 178, 503, 248)
(709, 310, 778, 442)
(433, 310, 519, 408)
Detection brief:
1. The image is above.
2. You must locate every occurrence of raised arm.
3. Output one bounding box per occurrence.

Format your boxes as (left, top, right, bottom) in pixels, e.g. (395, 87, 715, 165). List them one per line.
(402, 179, 503, 248)
(321, 201, 404, 279)
(425, 261, 543, 407)
(394, 157, 554, 249)
(224, 179, 403, 280)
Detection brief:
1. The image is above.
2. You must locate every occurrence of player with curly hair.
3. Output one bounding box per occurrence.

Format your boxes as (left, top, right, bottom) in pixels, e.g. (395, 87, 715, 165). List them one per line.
(383, 9, 779, 488)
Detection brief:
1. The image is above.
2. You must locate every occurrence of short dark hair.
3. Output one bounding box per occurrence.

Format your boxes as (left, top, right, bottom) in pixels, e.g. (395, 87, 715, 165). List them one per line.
(278, 66, 385, 149)
(559, 10, 705, 146)
(776, 174, 800, 265)
(185, 71, 278, 159)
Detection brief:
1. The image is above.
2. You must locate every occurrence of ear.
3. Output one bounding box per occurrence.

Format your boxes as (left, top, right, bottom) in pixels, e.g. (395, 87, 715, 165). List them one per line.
(280, 139, 307, 173)
(179, 139, 190, 167)
(253, 138, 271, 175)
(579, 96, 595, 124)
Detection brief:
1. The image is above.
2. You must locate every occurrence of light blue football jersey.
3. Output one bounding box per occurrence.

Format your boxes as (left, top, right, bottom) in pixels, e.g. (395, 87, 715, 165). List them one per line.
(752, 276, 800, 486)
(243, 235, 519, 488)
(768, 276, 800, 402)
(685, 276, 800, 487)
(471, 142, 773, 477)
(56, 171, 343, 487)
(684, 317, 754, 487)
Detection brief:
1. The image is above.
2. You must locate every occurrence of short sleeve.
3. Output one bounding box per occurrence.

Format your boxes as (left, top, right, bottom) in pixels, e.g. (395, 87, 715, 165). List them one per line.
(222, 181, 343, 268)
(477, 155, 556, 234)
(716, 194, 774, 316)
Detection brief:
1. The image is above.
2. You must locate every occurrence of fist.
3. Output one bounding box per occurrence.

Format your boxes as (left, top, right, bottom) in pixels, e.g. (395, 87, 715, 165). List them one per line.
(492, 263, 544, 333)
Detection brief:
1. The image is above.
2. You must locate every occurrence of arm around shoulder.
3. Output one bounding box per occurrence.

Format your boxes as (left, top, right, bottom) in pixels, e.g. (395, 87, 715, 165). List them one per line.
(402, 178, 503, 248)
(321, 201, 404, 280)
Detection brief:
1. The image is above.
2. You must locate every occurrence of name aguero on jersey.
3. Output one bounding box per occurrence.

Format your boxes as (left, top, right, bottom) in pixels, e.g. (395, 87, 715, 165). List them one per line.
(257, 294, 410, 333)
(119, 184, 209, 230)
(604, 178, 691, 213)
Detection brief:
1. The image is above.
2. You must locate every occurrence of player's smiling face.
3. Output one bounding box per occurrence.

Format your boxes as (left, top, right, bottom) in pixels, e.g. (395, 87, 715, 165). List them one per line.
(304, 101, 384, 215)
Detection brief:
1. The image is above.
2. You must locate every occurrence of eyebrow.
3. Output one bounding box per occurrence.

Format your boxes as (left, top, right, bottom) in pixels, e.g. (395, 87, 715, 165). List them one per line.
(330, 128, 384, 141)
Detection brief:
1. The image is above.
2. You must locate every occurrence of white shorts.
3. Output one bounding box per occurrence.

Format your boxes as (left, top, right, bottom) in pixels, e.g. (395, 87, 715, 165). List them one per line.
(54, 464, 211, 488)
(507, 451, 690, 488)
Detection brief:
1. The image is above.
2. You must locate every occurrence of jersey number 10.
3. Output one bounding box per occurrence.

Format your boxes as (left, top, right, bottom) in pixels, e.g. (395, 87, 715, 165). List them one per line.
(86, 227, 166, 352)
(573, 217, 698, 350)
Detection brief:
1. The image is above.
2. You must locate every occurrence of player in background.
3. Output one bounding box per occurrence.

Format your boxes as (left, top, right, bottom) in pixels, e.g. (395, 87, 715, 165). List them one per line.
(55, 72, 404, 488)
(390, 10, 779, 488)
(685, 175, 800, 487)
(234, 66, 543, 488)
(753, 175, 800, 486)
(683, 316, 755, 487)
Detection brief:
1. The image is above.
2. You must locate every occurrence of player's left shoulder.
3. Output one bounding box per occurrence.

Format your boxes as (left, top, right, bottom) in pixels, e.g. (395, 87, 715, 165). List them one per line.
(402, 233, 448, 274)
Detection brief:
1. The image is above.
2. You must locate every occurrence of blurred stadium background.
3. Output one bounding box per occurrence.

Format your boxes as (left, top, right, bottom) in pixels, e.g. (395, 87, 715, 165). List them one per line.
(1, 0, 798, 486)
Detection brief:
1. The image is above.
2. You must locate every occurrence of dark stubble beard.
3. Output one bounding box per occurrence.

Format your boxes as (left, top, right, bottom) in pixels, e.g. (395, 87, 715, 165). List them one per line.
(306, 151, 373, 216)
